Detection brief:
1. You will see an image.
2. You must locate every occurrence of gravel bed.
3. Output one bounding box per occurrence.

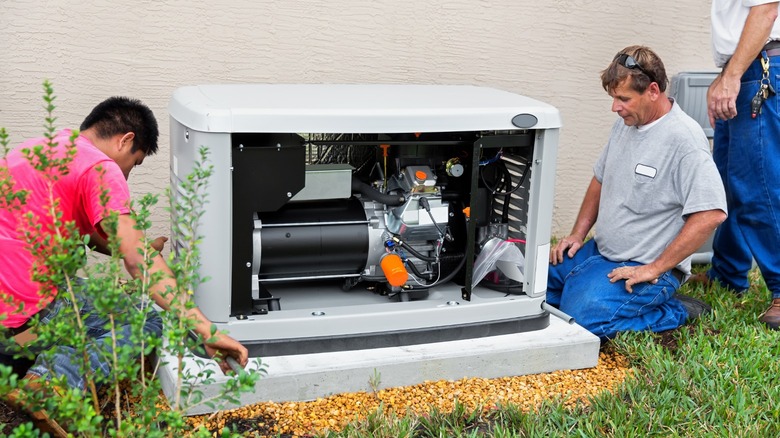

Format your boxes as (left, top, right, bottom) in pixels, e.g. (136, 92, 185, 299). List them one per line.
(191, 350, 631, 436)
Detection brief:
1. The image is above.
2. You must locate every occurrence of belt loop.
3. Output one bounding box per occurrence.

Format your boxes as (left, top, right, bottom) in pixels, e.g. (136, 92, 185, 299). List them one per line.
(671, 268, 685, 284)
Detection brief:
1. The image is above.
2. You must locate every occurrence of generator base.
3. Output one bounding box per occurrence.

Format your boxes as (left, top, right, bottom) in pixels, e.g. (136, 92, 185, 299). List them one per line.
(157, 316, 599, 415)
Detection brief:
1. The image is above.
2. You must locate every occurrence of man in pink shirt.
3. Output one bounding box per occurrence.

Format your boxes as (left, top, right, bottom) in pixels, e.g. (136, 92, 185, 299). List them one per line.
(0, 97, 248, 433)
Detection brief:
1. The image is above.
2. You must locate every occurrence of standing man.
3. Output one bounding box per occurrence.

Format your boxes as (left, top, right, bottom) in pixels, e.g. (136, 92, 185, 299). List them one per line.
(696, 1, 780, 330)
(0, 97, 248, 428)
(548, 46, 727, 341)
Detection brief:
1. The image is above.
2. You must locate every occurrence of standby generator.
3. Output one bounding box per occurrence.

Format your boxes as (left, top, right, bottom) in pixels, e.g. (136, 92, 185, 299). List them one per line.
(168, 84, 561, 356)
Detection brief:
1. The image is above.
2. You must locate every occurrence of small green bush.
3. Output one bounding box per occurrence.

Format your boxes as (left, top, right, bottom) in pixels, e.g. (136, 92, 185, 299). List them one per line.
(0, 81, 263, 437)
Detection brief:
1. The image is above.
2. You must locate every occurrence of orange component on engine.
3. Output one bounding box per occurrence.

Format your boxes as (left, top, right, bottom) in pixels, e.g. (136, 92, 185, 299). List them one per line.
(380, 253, 408, 287)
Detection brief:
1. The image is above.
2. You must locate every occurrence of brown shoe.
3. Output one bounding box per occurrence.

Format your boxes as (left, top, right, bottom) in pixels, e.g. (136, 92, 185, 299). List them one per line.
(4, 374, 68, 437)
(759, 298, 780, 331)
(685, 273, 713, 288)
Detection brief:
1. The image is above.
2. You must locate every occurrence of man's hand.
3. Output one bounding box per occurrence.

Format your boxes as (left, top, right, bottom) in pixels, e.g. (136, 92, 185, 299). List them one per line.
(707, 73, 741, 126)
(111, 214, 249, 375)
(151, 236, 168, 252)
(608, 265, 660, 293)
(550, 235, 584, 265)
(203, 331, 250, 375)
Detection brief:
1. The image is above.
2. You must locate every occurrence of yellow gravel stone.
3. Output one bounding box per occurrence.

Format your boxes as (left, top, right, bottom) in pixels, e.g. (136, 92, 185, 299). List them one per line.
(190, 351, 631, 436)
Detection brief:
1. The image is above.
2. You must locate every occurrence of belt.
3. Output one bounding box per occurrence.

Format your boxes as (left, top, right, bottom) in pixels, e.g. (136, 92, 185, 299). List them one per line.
(5, 303, 53, 336)
(758, 40, 780, 59)
(671, 268, 685, 284)
(760, 48, 780, 59)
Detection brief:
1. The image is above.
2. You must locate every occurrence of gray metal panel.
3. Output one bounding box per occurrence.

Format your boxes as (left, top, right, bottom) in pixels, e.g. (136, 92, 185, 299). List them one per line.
(213, 285, 547, 342)
(168, 84, 563, 133)
(670, 72, 719, 138)
(290, 164, 353, 201)
(523, 128, 559, 297)
(670, 72, 720, 264)
(170, 120, 234, 322)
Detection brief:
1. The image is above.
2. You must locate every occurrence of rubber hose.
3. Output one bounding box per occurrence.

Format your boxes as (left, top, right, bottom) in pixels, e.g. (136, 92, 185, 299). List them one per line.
(352, 177, 406, 206)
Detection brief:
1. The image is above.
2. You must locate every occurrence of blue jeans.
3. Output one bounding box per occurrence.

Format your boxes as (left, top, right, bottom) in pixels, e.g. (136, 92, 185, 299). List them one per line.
(547, 240, 688, 340)
(709, 53, 780, 300)
(0, 280, 163, 390)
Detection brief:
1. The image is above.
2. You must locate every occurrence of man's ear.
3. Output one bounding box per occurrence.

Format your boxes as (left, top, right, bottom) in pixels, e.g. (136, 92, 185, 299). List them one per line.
(650, 82, 663, 100)
(118, 132, 135, 152)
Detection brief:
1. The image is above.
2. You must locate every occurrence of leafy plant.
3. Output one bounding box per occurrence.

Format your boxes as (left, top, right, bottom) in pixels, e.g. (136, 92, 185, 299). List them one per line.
(0, 81, 263, 437)
(368, 368, 382, 396)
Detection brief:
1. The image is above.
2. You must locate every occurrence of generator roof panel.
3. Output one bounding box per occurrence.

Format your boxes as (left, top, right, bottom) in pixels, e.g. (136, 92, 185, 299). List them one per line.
(169, 84, 561, 133)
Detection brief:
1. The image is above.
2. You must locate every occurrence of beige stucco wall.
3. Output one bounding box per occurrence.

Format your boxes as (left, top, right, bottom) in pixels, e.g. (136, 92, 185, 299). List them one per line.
(0, 0, 715, 240)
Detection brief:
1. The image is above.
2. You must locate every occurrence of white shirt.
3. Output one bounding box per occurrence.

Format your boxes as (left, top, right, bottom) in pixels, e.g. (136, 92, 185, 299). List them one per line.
(711, 0, 780, 67)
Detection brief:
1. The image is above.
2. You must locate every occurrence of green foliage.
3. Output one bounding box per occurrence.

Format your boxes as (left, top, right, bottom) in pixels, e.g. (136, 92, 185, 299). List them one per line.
(0, 82, 263, 437)
(319, 268, 780, 437)
(368, 368, 382, 395)
(1, 126, 10, 155)
(325, 404, 419, 438)
(414, 401, 486, 437)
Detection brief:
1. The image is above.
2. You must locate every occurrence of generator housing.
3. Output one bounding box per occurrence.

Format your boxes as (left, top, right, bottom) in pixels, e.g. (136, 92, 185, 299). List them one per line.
(168, 84, 561, 357)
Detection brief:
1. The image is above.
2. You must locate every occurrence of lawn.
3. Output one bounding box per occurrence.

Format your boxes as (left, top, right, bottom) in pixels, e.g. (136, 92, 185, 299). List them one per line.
(321, 268, 780, 437)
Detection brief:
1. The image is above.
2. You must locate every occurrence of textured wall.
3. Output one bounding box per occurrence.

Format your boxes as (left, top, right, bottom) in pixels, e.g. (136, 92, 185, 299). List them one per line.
(0, 0, 714, 239)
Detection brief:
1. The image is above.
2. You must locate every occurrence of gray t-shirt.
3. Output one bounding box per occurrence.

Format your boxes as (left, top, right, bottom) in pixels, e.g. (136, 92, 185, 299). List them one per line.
(593, 101, 727, 274)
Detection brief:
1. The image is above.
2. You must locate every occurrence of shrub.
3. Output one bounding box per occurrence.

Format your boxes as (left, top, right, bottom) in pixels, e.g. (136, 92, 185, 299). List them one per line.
(0, 81, 262, 437)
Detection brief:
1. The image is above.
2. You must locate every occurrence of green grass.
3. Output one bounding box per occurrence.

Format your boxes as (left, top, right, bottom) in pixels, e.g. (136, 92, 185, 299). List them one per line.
(322, 267, 780, 437)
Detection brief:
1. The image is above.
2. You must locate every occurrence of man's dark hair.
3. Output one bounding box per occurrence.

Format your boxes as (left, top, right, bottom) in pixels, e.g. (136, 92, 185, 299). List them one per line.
(601, 45, 668, 94)
(80, 96, 159, 156)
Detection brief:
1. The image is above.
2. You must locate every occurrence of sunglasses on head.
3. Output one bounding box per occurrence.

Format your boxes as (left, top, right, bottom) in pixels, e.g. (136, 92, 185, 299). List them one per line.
(615, 53, 657, 85)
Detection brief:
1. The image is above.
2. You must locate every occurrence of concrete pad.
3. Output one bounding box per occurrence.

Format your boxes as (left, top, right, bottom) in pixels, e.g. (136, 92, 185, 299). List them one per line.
(158, 317, 599, 415)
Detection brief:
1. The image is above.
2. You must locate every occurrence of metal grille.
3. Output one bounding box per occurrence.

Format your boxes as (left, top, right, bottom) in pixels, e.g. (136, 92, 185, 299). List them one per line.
(304, 134, 377, 176)
(492, 153, 531, 241)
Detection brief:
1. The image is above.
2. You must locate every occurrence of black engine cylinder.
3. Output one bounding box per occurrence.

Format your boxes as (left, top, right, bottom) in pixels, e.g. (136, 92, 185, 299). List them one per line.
(254, 198, 370, 279)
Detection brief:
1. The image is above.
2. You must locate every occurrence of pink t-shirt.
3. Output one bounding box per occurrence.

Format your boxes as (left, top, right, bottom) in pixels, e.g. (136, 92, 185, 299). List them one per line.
(0, 129, 131, 328)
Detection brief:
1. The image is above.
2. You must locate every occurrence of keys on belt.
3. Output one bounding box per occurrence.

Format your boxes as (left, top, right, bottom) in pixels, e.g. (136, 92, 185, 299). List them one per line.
(752, 55, 776, 118)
